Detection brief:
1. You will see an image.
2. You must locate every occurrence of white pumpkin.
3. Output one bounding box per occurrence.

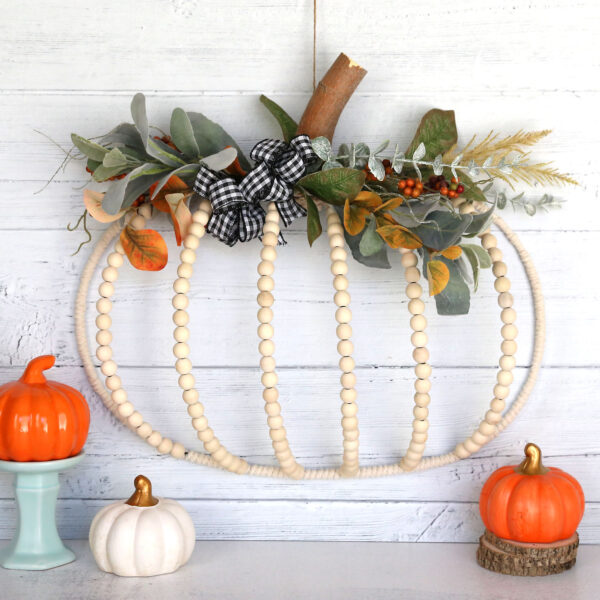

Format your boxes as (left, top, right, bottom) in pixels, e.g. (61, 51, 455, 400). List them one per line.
(89, 475, 195, 577)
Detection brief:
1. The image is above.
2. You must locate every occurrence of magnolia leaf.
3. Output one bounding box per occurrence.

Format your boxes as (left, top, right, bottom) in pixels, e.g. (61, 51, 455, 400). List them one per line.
(412, 142, 426, 161)
(368, 156, 385, 181)
(407, 109, 457, 160)
(201, 147, 237, 171)
(165, 193, 193, 246)
(429, 255, 470, 315)
(147, 137, 187, 167)
(187, 112, 251, 171)
(432, 154, 443, 176)
(170, 108, 200, 159)
(376, 224, 422, 249)
(413, 210, 473, 251)
(441, 245, 462, 260)
(377, 196, 404, 212)
(102, 147, 128, 168)
(259, 95, 298, 142)
(120, 226, 168, 271)
(427, 259, 450, 296)
(297, 168, 365, 206)
(344, 198, 369, 236)
(306, 195, 322, 246)
(83, 189, 125, 223)
(311, 136, 332, 161)
(71, 134, 109, 162)
(130, 93, 149, 149)
(359, 218, 384, 256)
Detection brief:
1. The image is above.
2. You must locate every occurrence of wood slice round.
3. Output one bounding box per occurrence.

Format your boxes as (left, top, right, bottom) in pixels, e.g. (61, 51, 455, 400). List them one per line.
(476, 529, 579, 576)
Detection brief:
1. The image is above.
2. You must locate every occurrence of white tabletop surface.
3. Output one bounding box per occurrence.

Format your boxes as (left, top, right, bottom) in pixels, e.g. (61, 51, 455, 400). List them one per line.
(0, 540, 598, 599)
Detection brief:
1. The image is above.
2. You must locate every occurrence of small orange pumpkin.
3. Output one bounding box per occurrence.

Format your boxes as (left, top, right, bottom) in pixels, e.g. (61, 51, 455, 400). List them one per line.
(480, 443, 585, 543)
(0, 355, 90, 462)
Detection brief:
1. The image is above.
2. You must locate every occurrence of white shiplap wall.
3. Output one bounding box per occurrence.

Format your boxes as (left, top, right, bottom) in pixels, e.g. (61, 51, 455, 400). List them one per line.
(0, 0, 599, 542)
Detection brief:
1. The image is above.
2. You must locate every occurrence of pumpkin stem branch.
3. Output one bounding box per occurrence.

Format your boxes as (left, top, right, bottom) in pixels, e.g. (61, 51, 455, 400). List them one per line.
(126, 474, 159, 507)
(20, 355, 56, 384)
(517, 443, 549, 475)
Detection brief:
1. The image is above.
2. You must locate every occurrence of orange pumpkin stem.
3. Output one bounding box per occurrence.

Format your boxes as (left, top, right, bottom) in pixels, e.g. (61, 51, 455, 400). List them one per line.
(126, 474, 159, 507)
(19, 355, 56, 385)
(517, 443, 549, 475)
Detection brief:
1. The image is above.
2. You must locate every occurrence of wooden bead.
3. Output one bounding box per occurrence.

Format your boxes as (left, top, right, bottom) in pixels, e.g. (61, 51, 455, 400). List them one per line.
(341, 402, 358, 417)
(408, 299, 425, 315)
(188, 223, 205, 237)
(261, 246, 277, 261)
(414, 393, 430, 407)
(501, 324, 518, 340)
(138, 204, 152, 219)
(490, 399, 505, 413)
(464, 438, 481, 453)
(262, 232, 278, 247)
(493, 384, 510, 400)
(499, 355, 516, 370)
(184, 234, 200, 250)
(264, 403, 280, 416)
(192, 210, 210, 225)
(96, 330, 112, 346)
(406, 283, 422, 299)
(260, 356, 276, 372)
(102, 267, 118, 282)
(410, 315, 427, 332)
(105, 375, 122, 391)
(259, 339, 275, 356)
(492, 261, 507, 277)
(481, 233, 497, 250)
(173, 326, 190, 342)
(342, 417, 358, 430)
(405, 266, 420, 283)
(479, 421, 496, 436)
(175, 358, 192, 374)
(204, 437, 220, 452)
(98, 282, 114, 298)
(257, 307, 273, 323)
(488, 247, 503, 262)
(263, 388, 279, 403)
(95, 314, 112, 330)
(494, 277, 511, 293)
(341, 372, 356, 388)
(188, 404, 204, 418)
(343, 428, 359, 441)
(401, 253, 418, 268)
(343, 439, 359, 451)
(114, 241, 125, 254)
(340, 388, 357, 403)
(328, 234, 344, 248)
(336, 323, 352, 340)
(333, 275, 349, 291)
(498, 292, 513, 308)
(330, 247, 347, 262)
(328, 224, 343, 236)
(178, 373, 195, 390)
(501, 308, 516, 324)
(96, 298, 112, 314)
(172, 294, 189, 310)
(96, 345, 112, 362)
(415, 363, 432, 379)
(257, 291, 274, 307)
(486, 410, 502, 424)
(173, 310, 189, 326)
(173, 342, 190, 359)
(258, 323, 274, 340)
(257, 276, 274, 292)
(171, 443, 185, 459)
(270, 428, 287, 442)
(177, 263, 193, 279)
(413, 406, 428, 420)
(334, 291, 351, 308)
(192, 416, 208, 430)
(414, 379, 431, 394)
(101, 360, 117, 377)
(137, 423, 153, 439)
(258, 261, 274, 276)
(413, 347, 429, 363)
(127, 411, 144, 428)
(129, 215, 146, 230)
(331, 260, 348, 276)
(147, 431, 163, 448)
(173, 277, 190, 294)
(454, 443, 470, 458)
(337, 339, 353, 356)
(501, 340, 518, 355)
(262, 221, 280, 235)
(107, 252, 124, 268)
(180, 248, 196, 264)
(262, 372, 278, 388)
(412, 419, 429, 433)
(335, 307, 352, 324)
(497, 370, 514, 386)
(339, 356, 355, 372)
(111, 389, 127, 404)
(411, 331, 428, 347)
(183, 389, 199, 404)
(117, 401, 134, 418)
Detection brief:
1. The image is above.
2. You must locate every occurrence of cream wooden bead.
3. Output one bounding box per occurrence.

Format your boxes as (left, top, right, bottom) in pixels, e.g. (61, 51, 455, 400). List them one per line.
(184, 235, 200, 250)
(257, 291, 274, 307)
(333, 275, 349, 291)
(493, 384, 510, 400)
(501, 340, 518, 355)
(499, 355, 516, 370)
(258, 323, 274, 340)
(415, 363, 432, 379)
(501, 308, 516, 324)
(497, 370, 514, 386)
(339, 356, 355, 372)
(265, 403, 280, 417)
(137, 423, 153, 439)
(341, 388, 357, 403)
(259, 340, 275, 356)
(488, 247, 503, 262)
(341, 372, 356, 388)
(337, 340, 353, 356)
(105, 375, 121, 391)
(405, 267, 420, 283)
(173, 277, 190, 294)
(492, 261, 507, 277)
(486, 410, 502, 424)
(341, 402, 358, 417)
(175, 358, 193, 374)
(490, 397, 505, 412)
(331, 260, 348, 276)
(173, 310, 189, 326)
(188, 222, 205, 237)
(413, 406, 428, 420)
(261, 246, 276, 261)
(342, 417, 358, 430)
(177, 263, 193, 279)
(182, 389, 199, 404)
(411, 331, 428, 347)
(454, 443, 470, 458)
(114, 241, 125, 255)
(111, 389, 127, 405)
(464, 438, 481, 453)
(267, 416, 284, 429)
(414, 379, 431, 394)
(257, 307, 273, 323)
(180, 248, 196, 264)
(410, 315, 427, 332)
(172, 294, 189, 310)
(478, 421, 496, 436)
(173, 343, 190, 359)
(171, 443, 186, 459)
(262, 221, 279, 235)
(328, 224, 344, 236)
(262, 372, 278, 388)
(263, 388, 279, 402)
(406, 283, 422, 299)
(412, 419, 429, 434)
(96, 298, 112, 315)
(257, 276, 274, 292)
(188, 404, 204, 418)
(127, 411, 144, 428)
(262, 232, 278, 247)
(330, 247, 347, 262)
(178, 373, 195, 390)
(334, 291, 351, 307)
(197, 428, 214, 442)
(501, 324, 518, 340)
(498, 292, 514, 308)
(98, 281, 114, 298)
(258, 261, 274, 276)
(96, 314, 112, 330)
(147, 431, 163, 448)
(408, 299, 425, 315)
(174, 326, 190, 343)
(494, 276, 511, 293)
(336, 323, 352, 340)
(117, 402, 134, 418)
(96, 330, 112, 346)
(328, 234, 344, 248)
(335, 307, 352, 324)
(129, 215, 146, 230)
(481, 233, 497, 250)
(96, 345, 112, 362)
(192, 210, 210, 225)
(413, 347, 429, 363)
(107, 252, 124, 268)
(101, 360, 118, 377)
(414, 393, 430, 407)
(102, 267, 118, 282)
(401, 252, 418, 268)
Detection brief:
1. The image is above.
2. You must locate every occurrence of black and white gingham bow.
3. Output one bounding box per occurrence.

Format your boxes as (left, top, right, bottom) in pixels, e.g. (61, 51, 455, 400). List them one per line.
(193, 167, 265, 247)
(240, 135, 317, 226)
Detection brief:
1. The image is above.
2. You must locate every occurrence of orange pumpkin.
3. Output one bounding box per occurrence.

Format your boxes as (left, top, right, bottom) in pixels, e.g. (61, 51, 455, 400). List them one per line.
(0, 355, 90, 462)
(479, 443, 584, 543)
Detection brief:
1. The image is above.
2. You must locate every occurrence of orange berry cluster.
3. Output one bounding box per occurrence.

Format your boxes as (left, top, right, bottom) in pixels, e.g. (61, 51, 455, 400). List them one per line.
(428, 175, 465, 199)
(398, 177, 424, 198)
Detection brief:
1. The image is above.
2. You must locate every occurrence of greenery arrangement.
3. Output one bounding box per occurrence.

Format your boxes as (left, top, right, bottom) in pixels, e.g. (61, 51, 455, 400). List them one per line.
(64, 92, 575, 315)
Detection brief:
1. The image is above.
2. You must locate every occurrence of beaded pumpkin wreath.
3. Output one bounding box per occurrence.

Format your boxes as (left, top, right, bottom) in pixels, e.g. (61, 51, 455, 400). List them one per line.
(67, 54, 573, 479)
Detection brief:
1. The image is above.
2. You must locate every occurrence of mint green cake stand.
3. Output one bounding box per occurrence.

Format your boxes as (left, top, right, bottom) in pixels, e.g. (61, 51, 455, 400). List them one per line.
(0, 452, 85, 570)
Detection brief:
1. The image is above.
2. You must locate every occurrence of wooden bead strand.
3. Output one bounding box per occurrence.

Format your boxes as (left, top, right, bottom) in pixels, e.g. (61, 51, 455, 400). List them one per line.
(326, 207, 359, 477)
(399, 248, 431, 471)
(257, 202, 305, 480)
(454, 230, 517, 459)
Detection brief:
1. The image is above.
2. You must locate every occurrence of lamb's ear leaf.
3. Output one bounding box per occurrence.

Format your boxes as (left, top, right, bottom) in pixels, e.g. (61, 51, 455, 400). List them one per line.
(170, 108, 200, 159)
(259, 95, 298, 142)
(130, 93, 149, 150)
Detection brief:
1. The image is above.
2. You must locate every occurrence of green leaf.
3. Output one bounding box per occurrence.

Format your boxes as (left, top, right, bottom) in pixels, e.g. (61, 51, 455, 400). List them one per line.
(101, 122, 145, 152)
(336, 208, 391, 269)
(413, 210, 473, 251)
(146, 137, 187, 167)
(71, 134, 109, 162)
(86, 158, 101, 172)
(305, 195, 322, 246)
(187, 112, 251, 171)
(425, 254, 470, 315)
(92, 165, 129, 182)
(465, 203, 495, 235)
(458, 171, 486, 204)
(259, 95, 298, 143)
(170, 108, 200, 159)
(406, 109, 457, 161)
(131, 93, 149, 149)
(102, 147, 128, 168)
(359, 217, 384, 256)
(150, 164, 202, 199)
(297, 168, 366, 206)
(460, 243, 492, 292)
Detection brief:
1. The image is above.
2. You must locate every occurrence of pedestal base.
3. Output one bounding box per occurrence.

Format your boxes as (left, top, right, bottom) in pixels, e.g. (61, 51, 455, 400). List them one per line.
(0, 453, 85, 571)
(477, 528, 579, 576)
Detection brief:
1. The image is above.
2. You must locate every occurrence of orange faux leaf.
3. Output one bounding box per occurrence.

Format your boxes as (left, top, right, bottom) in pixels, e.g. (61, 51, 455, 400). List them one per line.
(353, 191, 383, 210)
(120, 226, 168, 271)
(83, 189, 125, 223)
(150, 175, 189, 213)
(344, 198, 369, 235)
(165, 192, 192, 246)
(441, 245, 462, 260)
(376, 196, 404, 212)
(426, 259, 450, 296)
(224, 146, 247, 178)
(376, 224, 422, 249)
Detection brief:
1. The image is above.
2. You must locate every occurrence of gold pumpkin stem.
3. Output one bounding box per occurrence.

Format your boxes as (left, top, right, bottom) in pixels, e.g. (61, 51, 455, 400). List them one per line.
(516, 443, 549, 475)
(126, 475, 159, 507)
